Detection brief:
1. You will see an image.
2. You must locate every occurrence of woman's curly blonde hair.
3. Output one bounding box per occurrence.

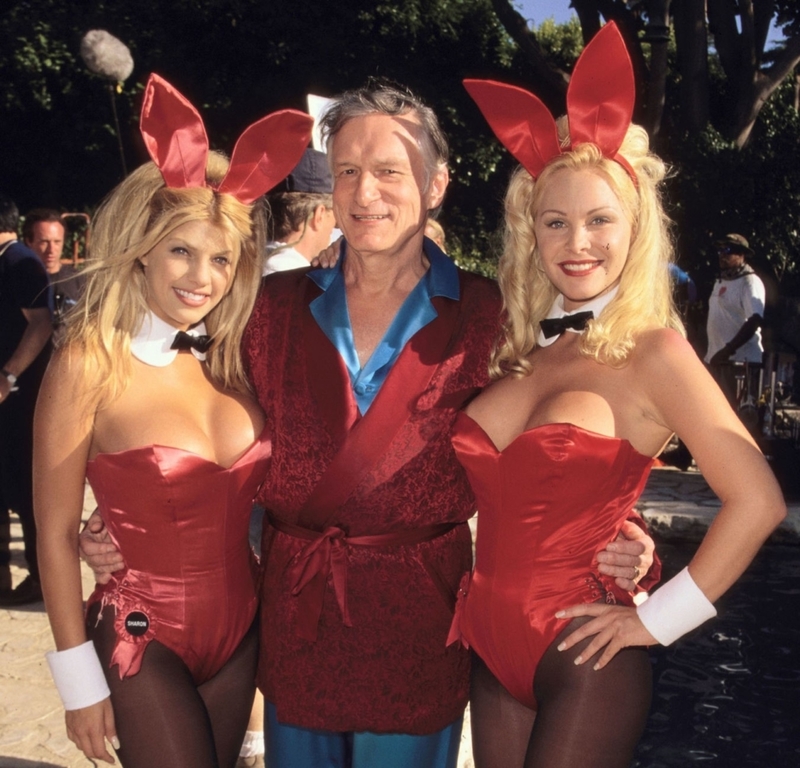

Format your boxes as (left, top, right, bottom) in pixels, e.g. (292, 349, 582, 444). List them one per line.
(62, 152, 267, 412)
(490, 118, 684, 379)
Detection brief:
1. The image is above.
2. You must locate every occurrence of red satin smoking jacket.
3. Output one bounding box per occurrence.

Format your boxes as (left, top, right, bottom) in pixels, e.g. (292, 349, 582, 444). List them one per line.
(242, 266, 502, 734)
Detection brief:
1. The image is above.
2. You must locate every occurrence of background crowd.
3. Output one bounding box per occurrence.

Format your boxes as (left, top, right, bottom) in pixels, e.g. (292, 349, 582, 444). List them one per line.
(2, 4, 799, 768)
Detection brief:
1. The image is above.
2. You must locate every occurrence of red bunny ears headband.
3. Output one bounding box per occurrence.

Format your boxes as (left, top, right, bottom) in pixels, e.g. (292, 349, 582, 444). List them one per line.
(464, 22, 636, 183)
(140, 73, 315, 204)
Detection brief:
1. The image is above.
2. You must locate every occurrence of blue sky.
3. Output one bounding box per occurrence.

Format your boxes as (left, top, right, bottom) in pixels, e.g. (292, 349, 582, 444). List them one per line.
(515, 0, 578, 27)
(514, 1, 784, 45)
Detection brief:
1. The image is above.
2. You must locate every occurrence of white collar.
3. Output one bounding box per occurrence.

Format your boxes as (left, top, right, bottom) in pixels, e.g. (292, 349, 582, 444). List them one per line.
(130, 312, 209, 367)
(537, 286, 619, 347)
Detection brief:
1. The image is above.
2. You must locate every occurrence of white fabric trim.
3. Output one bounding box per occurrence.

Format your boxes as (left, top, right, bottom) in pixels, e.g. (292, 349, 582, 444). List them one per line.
(46, 640, 111, 711)
(636, 566, 717, 646)
(537, 286, 619, 347)
(130, 312, 208, 367)
(239, 729, 265, 758)
(263, 244, 310, 275)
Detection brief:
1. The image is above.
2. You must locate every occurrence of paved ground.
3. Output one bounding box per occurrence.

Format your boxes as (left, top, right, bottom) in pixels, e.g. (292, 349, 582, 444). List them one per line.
(1, 467, 797, 767)
(1, 488, 99, 768)
(638, 462, 800, 542)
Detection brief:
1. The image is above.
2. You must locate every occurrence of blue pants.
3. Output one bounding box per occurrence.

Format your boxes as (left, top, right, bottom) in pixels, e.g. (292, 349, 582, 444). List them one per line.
(265, 702, 463, 768)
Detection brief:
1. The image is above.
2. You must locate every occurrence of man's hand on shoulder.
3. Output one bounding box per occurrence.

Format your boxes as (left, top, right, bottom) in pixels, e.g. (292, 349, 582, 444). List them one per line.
(309, 236, 343, 269)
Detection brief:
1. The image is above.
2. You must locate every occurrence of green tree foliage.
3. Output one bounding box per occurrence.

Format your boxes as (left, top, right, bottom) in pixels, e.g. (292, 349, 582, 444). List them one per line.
(3, 1, 800, 295)
(1, 0, 518, 270)
(1, 3, 130, 208)
(493, 1, 800, 146)
(666, 78, 800, 294)
(488, 3, 800, 297)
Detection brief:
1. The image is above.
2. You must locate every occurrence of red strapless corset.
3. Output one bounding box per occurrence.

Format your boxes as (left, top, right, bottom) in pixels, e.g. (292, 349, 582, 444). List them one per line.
(85, 430, 271, 683)
(450, 413, 652, 708)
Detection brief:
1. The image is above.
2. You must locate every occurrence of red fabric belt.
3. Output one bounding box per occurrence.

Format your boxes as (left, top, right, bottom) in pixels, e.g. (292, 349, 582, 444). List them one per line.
(267, 514, 463, 641)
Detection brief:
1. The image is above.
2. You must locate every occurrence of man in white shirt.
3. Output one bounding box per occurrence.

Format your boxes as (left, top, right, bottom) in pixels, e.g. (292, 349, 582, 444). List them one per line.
(264, 149, 336, 275)
(705, 233, 766, 408)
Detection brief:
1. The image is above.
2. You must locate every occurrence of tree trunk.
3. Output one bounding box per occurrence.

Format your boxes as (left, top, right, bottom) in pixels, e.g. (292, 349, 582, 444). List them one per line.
(493, 0, 800, 149)
(753, 0, 776, 56)
(731, 34, 800, 146)
(489, 0, 568, 111)
(571, 0, 602, 41)
(672, 0, 709, 131)
(566, 0, 650, 125)
(642, 0, 672, 136)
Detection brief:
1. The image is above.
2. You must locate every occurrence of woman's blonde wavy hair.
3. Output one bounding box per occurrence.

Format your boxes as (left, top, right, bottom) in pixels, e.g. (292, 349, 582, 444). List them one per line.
(490, 118, 684, 379)
(62, 151, 266, 412)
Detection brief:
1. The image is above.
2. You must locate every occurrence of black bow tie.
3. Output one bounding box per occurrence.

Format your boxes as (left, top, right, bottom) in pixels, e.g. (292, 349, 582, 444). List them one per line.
(171, 330, 212, 353)
(539, 311, 594, 340)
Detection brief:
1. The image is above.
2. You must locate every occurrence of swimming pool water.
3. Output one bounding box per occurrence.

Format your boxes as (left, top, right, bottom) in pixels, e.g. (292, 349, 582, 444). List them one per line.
(632, 541, 800, 767)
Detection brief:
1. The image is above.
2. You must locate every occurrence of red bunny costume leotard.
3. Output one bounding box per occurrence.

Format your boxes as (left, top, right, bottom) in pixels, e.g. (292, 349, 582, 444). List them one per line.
(449, 414, 653, 709)
(85, 430, 271, 683)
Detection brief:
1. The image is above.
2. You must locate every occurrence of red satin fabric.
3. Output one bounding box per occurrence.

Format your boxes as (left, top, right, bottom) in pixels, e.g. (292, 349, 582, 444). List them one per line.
(463, 22, 636, 183)
(242, 268, 502, 734)
(462, 78, 561, 180)
(268, 515, 462, 641)
(566, 21, 635, 166)
(450, 414, 653, 710)
(140, 73, 313, 204)
(140, 74, 209, 190)
(85, 431, 271, 684)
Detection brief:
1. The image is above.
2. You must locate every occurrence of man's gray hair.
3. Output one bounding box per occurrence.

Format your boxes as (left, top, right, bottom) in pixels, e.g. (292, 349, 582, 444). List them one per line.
(268, 191, 332, 242)
(320, 82, 449, 182)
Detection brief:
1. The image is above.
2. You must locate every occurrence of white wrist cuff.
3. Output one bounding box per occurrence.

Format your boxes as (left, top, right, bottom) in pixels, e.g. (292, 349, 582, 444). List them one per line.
(46, 640, 110, 710)
(636, 566, 717, 646)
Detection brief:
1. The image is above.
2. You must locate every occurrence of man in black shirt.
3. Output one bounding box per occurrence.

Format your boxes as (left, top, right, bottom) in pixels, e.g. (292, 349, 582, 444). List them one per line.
(23, 209, 86, 342)
(0, 194, 53, 605)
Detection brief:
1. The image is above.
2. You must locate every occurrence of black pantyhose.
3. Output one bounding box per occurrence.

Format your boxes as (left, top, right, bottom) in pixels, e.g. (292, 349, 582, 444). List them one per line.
(470, 617, 652, 768)
(87, 605, 258, 768)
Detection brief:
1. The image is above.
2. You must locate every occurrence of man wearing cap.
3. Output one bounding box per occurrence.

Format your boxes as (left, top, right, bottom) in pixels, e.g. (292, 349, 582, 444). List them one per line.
(263, 148, 337, 275)
(705, 233, 766, 408)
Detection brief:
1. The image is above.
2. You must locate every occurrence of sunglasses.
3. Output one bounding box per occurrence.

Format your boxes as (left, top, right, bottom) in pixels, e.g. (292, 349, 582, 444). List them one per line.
(717, 246, 744, 256)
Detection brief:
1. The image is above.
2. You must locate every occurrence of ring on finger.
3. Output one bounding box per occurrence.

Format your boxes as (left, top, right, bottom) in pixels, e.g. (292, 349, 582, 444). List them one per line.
(632, 565, 641, 581)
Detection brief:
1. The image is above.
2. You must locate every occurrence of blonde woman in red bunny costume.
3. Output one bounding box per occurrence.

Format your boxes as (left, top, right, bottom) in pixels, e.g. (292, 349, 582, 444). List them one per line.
(449, 23, 785, 768)
(34, 74, 311, 767)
